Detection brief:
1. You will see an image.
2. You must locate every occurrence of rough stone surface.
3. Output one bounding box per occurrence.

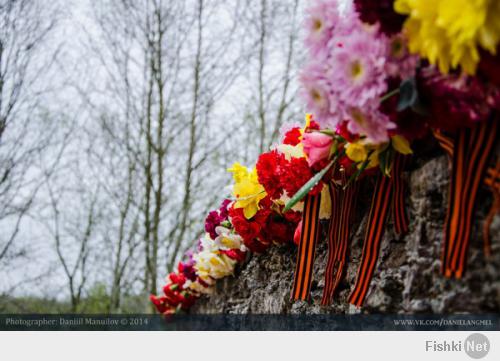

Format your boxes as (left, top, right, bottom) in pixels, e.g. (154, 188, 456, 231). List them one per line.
(193, 152, 500, 314)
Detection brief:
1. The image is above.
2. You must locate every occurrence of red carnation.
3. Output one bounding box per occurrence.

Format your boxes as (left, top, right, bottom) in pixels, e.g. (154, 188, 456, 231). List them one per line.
(311, 157, 331, 173)
(280, 156, 323, 197)
(283, 127, 302, 146)
(178, 261, 197, 282)
(262, 216, 295, 244)
(150, 295, 170, 314)
(256, 151, 285, 199)
(162, 284, 183, 305)
(168, 272, 186, 287)
(179, 292, 197, 310)
(228, 201, 272, 253)
(417, 67, 496, 131)
(221, 249, 246, 262)
(242, 237, 269, 253)
(204, 210, 222, 240)
(336, 121, 359, 143)
(283, 209, 302, 224)
(229, 207, 261, 241)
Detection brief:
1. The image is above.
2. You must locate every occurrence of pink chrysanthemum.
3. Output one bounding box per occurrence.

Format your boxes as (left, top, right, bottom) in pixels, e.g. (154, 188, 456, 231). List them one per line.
(385, 34, 418, 80)
(327, 25, 388, 115)
(304, 0, 341, 57)
(347, 106, 396, 143)
(299, 61, 334, 127)
(300, 4, 398, 143)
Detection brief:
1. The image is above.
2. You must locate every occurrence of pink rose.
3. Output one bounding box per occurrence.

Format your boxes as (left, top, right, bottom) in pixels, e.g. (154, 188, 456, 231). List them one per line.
(302, 131, 333, 166)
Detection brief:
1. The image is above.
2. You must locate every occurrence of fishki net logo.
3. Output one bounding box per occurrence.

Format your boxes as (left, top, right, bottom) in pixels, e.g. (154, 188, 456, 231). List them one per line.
(425, 333, 490, 359)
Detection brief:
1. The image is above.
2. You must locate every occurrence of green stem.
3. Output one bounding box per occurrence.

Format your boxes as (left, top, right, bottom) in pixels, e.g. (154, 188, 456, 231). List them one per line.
(231, 190, 266, 202)
(379, 88, 400, 103)
(343, 150, 374, 190)
(317, 129, 336, 136)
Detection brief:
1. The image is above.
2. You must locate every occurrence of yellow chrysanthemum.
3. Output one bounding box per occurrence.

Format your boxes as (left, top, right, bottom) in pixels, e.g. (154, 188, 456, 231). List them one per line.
(395, 0, 500, 74)
(228, 163, 266, 219)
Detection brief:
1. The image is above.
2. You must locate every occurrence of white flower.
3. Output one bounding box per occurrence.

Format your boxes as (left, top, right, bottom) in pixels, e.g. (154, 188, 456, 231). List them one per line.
(214, 226, 246, 252)
(275, 143, 305, 160)
(193, 247, 236, 281)
(185, 279, 213, 295)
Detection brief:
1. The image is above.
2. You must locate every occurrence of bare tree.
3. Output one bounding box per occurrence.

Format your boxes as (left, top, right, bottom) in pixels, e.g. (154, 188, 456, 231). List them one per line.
(0, 0, 61, 264)
(0, 0, 305, 311)
(50, 186, 96, 313)
(241, 0, 302, 155)
(84, 0, 251, 306)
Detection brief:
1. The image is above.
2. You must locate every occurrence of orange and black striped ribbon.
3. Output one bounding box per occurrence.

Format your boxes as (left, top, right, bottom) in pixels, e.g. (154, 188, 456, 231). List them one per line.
(321, 175, 359, 305)
(442, 115, 498, 278)
(291, 193, 322, 301)
(433, 129, 454, 158)
(483, 161, 500, 257)
(348, 171, 394, 307)
(392, 154, 409, 235)
(435, 127, 499, 261)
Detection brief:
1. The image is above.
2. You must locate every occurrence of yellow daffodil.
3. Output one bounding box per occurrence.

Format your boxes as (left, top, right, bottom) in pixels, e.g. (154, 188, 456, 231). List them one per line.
(228, 163, 266, 219)
(345, 141, 382, 169)
(345, 142, 368, 163)
(395, 0, 500, 74)
(227, 162, 248, 183)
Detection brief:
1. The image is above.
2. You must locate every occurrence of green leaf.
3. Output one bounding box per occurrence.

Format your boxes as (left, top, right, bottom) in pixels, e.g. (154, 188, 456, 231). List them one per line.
(378, 148, 393, 177)
(283, 160, 335, 212)
(328, 139, 338, 158)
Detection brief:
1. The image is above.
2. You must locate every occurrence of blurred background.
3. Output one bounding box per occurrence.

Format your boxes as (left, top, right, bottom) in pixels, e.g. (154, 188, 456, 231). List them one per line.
(0, 0, 309, 313)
